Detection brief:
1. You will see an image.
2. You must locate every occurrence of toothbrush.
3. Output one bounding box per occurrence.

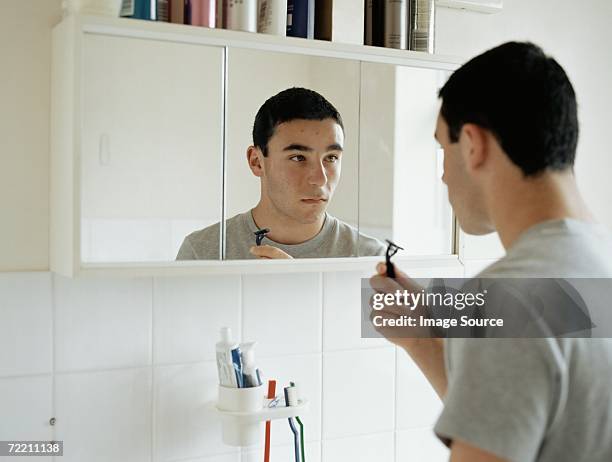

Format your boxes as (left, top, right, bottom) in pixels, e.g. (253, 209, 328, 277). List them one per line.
(284, 386, 301, 462)
(290, 382, 306, 462)
(295, 416, 305, 462)
(264, 380, 276, 462)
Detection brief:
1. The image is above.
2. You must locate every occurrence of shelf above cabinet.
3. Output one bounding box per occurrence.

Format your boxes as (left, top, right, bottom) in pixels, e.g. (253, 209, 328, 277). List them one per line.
(73, 13, 463, 70)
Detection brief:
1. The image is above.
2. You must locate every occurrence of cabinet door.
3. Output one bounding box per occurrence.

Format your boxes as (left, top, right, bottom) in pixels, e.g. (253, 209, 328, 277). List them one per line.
(81, 34, 224, 262)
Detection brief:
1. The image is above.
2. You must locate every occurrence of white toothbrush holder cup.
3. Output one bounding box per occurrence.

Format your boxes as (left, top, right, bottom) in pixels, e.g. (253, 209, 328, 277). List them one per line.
(217, 385, 265, 446)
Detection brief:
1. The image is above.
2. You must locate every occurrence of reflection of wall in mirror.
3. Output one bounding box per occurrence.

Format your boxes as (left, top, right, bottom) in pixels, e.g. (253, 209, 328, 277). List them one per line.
(359, 63, 453, 255)
(226, 49, 360, 228)
(80, 35, 223, 262)
(393, 67, 453, 255)
(359, 62, 395, 240)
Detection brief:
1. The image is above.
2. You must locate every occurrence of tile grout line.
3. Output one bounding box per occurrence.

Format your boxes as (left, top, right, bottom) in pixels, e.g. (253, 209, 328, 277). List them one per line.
(319, 271, 325, 462)
(167, 447, 240, 462)
(0, 371, 56, 380)
(51, 273, 57, 462)
(51, 363, 161, 377)
(239, 275, 244, 343)
(150, 276, 156, 462)
(239, 274, 245, 462)
(2, 347, 384, 380)
(322, 428, 401, 443)
(393, 346, 398, 462)
(46, 350, 349, 378)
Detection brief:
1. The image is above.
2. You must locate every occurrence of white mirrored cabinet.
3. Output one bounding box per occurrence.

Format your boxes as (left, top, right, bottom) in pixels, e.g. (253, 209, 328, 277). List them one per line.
(50, 14, 461, 275)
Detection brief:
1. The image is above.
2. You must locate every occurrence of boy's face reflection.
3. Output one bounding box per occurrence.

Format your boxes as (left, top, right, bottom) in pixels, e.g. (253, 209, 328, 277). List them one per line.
(258, 118, 344, 225)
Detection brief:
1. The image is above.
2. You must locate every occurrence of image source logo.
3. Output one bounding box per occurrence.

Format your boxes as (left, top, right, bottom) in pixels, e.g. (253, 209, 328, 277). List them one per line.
(362, 278, 608, 339)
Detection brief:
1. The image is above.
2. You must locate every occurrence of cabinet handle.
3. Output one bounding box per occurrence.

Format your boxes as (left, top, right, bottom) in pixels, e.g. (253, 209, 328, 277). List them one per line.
(99, 133, 110, 166)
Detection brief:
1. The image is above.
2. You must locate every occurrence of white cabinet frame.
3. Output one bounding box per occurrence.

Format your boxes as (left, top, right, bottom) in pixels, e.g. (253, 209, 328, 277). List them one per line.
(51, 14, 464, 277)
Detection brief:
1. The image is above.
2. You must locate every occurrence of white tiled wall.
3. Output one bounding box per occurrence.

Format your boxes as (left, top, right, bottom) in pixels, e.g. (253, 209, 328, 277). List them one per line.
(54, 276, 152, 372)
(323, 432, 394, 462)
(152, 275, 241, 365)
(0, 267, 459, 461)
(396, 428, 449, 461)
(322, 348, 395, 439)
(242, 273, 322, 358)
(154, 362, 232, 460)
(0, 375, 53, 446)
(0, 273, 53, 377)
(55, 368, 152, 462)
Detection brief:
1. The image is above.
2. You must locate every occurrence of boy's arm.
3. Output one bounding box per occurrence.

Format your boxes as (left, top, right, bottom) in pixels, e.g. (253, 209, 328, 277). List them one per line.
(369, 262, 447, 398)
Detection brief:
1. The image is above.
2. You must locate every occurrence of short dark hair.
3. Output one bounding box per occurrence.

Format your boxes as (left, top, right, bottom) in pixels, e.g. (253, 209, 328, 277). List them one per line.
(439, 42, 579, 176)
(252, 87, 344, 156)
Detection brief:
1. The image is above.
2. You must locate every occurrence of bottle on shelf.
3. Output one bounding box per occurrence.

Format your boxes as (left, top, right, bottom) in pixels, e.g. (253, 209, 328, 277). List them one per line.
(157, 0, 169, 21)
(185, 0, 216, 27)
(408, 0, 435, 53)
(364, 0, 385, 47)
(286, 0, 314, 39)
(120, 0, 153, 19)
(225, 0, 257, 33)
(315, 0, 365, 45)
(120, 0, 169, 21)
(384, 0, 407, 49)
(258, 0, 287, 36)
(169, 0, 185, 24)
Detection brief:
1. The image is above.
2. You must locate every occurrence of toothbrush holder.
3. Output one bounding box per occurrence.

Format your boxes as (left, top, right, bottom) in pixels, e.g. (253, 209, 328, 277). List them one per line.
(217, 384, 265, 446)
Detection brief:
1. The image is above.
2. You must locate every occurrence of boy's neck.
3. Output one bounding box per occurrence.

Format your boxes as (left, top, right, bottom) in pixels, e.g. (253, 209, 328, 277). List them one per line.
(251, 201, 326, 245)
(491, 170, 595, 250)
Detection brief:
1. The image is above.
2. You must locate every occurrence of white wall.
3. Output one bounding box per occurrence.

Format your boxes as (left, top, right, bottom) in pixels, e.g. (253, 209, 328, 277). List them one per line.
(358, 62, 396, 234)
(0, 266, 459, 462)
(2, 1, 612, 461)
(0, 0, 61, 271)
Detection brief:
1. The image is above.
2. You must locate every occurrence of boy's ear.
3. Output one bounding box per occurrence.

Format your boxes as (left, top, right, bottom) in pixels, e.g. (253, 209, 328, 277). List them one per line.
(459, 123, 488, 173)
(247, 146, 264, 177)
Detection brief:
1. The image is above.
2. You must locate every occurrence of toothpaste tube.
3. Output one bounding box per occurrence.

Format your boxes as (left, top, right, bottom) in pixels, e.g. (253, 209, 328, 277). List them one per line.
(216, 327, 242, 387)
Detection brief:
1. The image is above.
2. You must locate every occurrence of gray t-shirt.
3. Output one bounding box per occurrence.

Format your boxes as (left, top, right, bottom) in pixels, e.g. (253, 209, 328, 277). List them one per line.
(176, 210, 386, 260)
(435, 219, 612, 462)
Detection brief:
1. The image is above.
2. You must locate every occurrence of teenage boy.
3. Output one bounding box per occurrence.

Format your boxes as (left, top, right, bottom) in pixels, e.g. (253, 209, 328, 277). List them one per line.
(371, 42, 612, 462)
(177, 87, 384, 260)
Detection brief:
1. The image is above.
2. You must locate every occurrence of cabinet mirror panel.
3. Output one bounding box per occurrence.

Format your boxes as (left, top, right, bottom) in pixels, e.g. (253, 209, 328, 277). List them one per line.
(80, 34, 224, 262)
(223, 48, 366, 260)
(78, 34, 455, 266)
(358, 62, 454, 256)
